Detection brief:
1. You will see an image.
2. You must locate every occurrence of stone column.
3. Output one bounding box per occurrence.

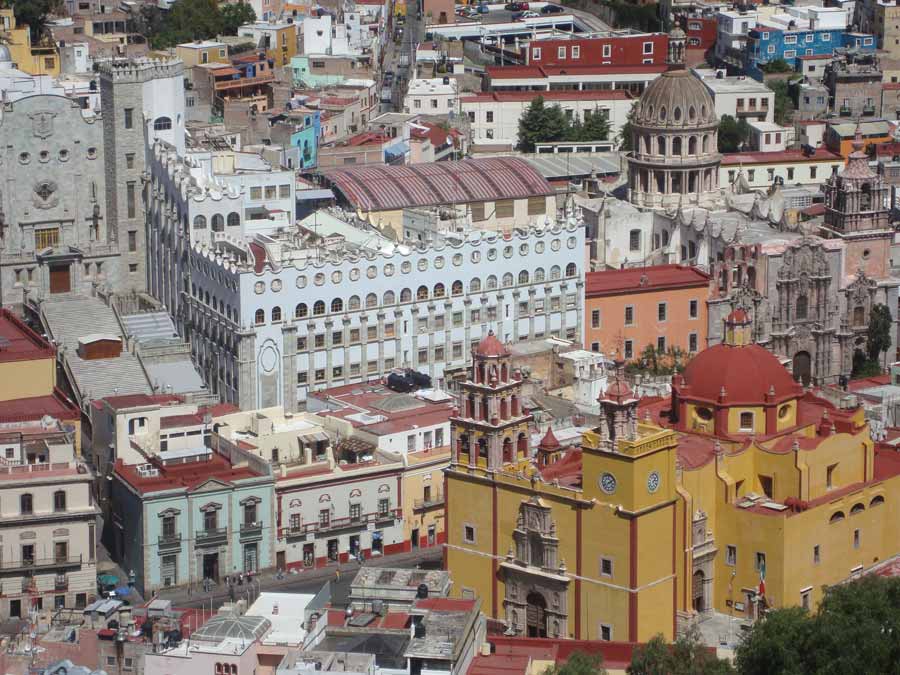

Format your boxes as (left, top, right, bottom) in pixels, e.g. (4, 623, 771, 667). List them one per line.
(528, 288, 536, 339)
(281, 321, 298, 412)
(307, 320, 317, 387)
(236, 327, 258, 410)
(512, 290, 521, 341)
(325, 319, 334, 386)
(408, 308, 418, 370)
(463, 298, 472, 356)
(427, 302, 436, 379)
(559, 282, 568, 339)
(360, 313, 369, 377)
(377, 311, 386, 376)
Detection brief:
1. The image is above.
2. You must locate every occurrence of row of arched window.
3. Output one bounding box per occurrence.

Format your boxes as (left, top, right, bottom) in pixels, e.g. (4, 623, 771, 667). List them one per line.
(829, 495, 884, 523)
(193, 213, 240, 232)
(640, 134, 713, 158)
(253, 264, 579, 325)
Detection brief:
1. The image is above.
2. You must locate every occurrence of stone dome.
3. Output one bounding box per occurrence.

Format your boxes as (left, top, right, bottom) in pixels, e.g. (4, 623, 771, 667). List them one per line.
(633, 69, 717, 129)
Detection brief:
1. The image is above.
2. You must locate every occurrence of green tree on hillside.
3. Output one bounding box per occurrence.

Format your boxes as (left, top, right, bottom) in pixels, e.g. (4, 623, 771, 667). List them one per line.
(867, 303, 893, 367)
(516, 96, 574, 152)
(544, 651, 607, 675)
(1, 0, 62, 41)
(717, 114, 751, 152)
(221, 2, 256, 35)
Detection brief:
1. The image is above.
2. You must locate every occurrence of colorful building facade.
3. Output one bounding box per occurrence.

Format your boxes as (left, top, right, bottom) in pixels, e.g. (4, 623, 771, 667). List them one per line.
(445, 321, 900, 641)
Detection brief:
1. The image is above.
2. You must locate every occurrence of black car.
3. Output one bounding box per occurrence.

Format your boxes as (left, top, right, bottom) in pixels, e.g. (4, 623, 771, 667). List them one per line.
(540, 4, 564, 13)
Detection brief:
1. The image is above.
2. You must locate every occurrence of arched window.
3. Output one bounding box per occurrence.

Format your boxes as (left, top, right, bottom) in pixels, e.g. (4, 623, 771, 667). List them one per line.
(486, 275, 498, 290)
(366, 293, 377, 308)
(383, 290, 395, 305)
(502, 273, 514, 287)
(433, 282, 446, 297)
(254, 309, 265, 325)
(313, 300, 325, 316)
(295, 303, 308, 319)
(20, 493, 33, 515)
(688, 241, 697, 259)
(702, 135, 709, 154)
(550, 265, 561, 280)
(870, 495, 885, 507)
(211, 214, 225, 232)
(416, 285, 429, 300)
(193, 215, 207, 229)
(830, 511, 845, 523)
(672, 137, 682, 155)
(796, 295, 808, 320)
(518, 270, 529, 284)
(349, 295, 361, 311)
(154, 116, 172, 131)
(271, 306, 281, 322)
(470, 278, 481, 293)
(534, 268, 545, 282)
(657, 136, 666, 155)
(565, 263, 576, 277)
(850, 503, 865, 515)
(53, 491, 66, 511)
(451, 280, 463, 296)
(227, 212, 240, 228)
(400, 288, 412, 302)
(688, 136, 697, 155)
(331, 298, 343, 313)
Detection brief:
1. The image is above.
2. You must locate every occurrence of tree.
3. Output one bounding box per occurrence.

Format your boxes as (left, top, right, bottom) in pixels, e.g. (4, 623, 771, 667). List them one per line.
(545, 651, 607, 675)
(760, 58, 793, 74)
(736, 576, 900, 675)
(2, 0, 62, 42)
(717, 114, 751, 153)
(148, 0, 224, 49)
(629, 627, 734, 675)
(867, 302, 893, 366)
(221, 2, 256, 35)
(617, 102, 638, 151)
(517, 96, 569, 152)
(581, 109, 611, 142)
(767, 79, 795, 126)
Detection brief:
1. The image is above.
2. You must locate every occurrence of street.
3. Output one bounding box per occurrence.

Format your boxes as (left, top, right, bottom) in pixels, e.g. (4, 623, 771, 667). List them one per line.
(380, 4, 424, 113)
(151, 547, 442, 610)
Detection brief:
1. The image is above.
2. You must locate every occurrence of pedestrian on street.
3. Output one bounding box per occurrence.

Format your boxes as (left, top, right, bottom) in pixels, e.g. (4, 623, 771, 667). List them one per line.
(335, 568, 341, 582)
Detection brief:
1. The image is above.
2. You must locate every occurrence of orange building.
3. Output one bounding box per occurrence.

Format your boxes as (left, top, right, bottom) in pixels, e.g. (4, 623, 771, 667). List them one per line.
(584, 265, 709, 360)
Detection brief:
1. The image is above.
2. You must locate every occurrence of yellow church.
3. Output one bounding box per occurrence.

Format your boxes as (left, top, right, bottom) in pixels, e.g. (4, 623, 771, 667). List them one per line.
(444, 313, 900, 642)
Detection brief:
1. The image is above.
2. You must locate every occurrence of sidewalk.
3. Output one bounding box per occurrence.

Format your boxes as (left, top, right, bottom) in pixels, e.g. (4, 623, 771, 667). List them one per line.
(151, 547, 443, 608)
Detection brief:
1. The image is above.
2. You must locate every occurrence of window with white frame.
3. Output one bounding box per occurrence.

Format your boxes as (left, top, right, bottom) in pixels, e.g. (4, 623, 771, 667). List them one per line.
(558, 46, 566, 59)
(532, 47, 541, 60)
(784, 50, 796, 58)
(602, 44, 611, 57)
(784, 35, 797, 44)
(643, 41, 653, 54)
(572, 45, 580, 58)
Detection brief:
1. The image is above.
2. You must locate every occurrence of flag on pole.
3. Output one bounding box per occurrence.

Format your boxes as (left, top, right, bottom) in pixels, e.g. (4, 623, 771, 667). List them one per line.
(758, 557, 766, 597)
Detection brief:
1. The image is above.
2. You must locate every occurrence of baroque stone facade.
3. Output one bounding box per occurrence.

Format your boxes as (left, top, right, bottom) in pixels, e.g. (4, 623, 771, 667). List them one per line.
(0, 95, 119, 310)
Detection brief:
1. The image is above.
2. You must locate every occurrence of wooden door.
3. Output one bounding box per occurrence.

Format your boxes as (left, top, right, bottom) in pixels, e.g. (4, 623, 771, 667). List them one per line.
(49, 265, 70, 294)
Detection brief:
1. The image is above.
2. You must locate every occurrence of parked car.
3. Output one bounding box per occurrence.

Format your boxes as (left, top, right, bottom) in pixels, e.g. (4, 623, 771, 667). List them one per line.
(505, 2, 528, 10)
(464, 6, 479, 17)
(514, 9, 539, 19)
(477, 3, 489, 11)
(540, 3, 565, 13)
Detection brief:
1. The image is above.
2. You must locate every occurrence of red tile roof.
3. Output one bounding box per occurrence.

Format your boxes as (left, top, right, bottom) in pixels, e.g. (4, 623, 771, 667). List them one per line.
(158, 404, 239, 429)
(721, 148, 842, 165)
(0, 389, 80, 423)
(461, 90, 633, 103)
(585, 264, 709, 298)
(467, 637, 652, 675)
(873, 446, 900, 481)
(381, 612, 410, 629)
(114, 452, 263, 495)
(414, 597, 477, 612)
(0, 309, 55, 364)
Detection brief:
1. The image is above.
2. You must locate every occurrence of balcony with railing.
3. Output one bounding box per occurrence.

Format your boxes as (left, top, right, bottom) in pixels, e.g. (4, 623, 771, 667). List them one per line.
(240, 521, 263, 541)
(195, 527, 228, 547)
(55, 573, 68, 591)
(214, 71, 275, 91)
(281, 508, 402, 539)
(0, 555, 84, 575)
(414, 492, 445, 511)
(158, 533, 182, 550)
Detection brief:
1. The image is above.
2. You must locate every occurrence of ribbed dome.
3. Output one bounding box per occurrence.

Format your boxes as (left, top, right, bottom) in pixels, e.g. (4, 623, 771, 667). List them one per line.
(633, 69, 717, 129)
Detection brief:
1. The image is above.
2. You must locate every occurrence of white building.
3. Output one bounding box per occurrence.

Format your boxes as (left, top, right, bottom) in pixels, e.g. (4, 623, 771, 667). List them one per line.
(403, 77, 459, 115)
(715, 9, 758, 63)
(460, 90, 633, 150)
(148, 142, 585, 411)
(748, 120, 791, 152)
(0, 420, 98, 619)
(300, 14, 369, 56)
(720, 148, 844, 190)
(695, 68, 775, 123)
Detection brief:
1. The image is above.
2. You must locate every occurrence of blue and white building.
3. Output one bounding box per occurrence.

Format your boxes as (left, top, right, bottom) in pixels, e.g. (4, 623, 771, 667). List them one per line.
(745, 6, 875, 78)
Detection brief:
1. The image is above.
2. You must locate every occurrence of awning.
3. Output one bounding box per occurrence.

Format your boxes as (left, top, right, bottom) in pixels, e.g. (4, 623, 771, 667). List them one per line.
(384, 142, 409, 160)
(301, 431, 330, 443)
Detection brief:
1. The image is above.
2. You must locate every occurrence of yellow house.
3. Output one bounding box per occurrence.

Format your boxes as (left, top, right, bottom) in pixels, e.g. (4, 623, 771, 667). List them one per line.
(237, 20, 297, 67)
(0, 9, 59, 77)
(445, 312, 900, 642)
(0, 309, 81, 452)
(175, 40, 229, 69)
(402, 446, 450, 549)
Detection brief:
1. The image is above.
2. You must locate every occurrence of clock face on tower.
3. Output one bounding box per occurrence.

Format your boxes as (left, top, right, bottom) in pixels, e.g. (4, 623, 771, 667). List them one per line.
(647, 471, 661, 494)
(599, 472, 617, 495)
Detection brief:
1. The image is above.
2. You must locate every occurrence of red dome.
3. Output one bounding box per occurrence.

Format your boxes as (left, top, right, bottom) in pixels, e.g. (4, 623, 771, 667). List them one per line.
(679, 344, 801, 405)
(726, 308, 750, 324)
(476, 330, 509, 357)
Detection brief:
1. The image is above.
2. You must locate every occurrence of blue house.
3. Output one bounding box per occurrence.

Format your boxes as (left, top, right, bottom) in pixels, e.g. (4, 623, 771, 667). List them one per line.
(289, 108, 321, 170)
(746, 25, 875, 79)
(110, 444, 275, 596)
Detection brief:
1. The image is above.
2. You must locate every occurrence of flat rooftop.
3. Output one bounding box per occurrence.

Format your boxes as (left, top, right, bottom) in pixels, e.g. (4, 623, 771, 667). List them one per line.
(114, 451, 264, 495)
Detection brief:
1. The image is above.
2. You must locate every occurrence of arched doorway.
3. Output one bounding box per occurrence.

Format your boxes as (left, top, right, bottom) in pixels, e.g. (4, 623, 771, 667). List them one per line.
(525, 592, 547, 637)
(692, 570, 706, 612)
(792, 351, 812, 386)
(502, 437, 513, 464)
